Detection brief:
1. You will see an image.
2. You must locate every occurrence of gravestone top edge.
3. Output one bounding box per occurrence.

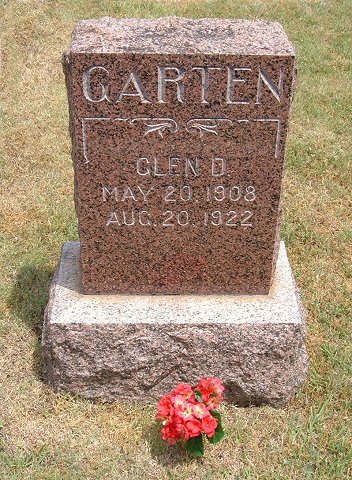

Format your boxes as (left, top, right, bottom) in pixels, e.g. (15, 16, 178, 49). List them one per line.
(68, 16, 295, 56)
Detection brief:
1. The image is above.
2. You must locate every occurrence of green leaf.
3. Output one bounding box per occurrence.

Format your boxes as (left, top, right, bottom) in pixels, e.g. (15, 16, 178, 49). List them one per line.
(195, 390, 203, 403)
(208, 411, 225, 444)
(208, 426, 225, 444)
(210, 410, 221, 421)
(210, 392, 218, 398)
(186, 435, 204, 457)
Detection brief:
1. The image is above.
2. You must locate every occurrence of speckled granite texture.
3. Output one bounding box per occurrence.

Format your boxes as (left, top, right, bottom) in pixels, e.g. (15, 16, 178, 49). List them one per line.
(69, 17, 295, 55)
(64, 17, 296, 294)
(42, 241, 308, 406)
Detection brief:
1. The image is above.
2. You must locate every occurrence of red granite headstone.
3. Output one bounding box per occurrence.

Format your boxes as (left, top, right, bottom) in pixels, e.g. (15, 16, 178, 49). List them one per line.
(63, 17, 296, 294)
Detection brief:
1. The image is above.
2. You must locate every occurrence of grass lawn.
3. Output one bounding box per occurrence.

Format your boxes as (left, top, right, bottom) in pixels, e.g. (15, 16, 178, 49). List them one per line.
(1, 0, 351, 478)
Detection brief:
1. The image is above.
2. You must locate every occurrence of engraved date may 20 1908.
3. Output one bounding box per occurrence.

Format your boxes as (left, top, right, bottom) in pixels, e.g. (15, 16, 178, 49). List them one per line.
(102, 184, 257, 204)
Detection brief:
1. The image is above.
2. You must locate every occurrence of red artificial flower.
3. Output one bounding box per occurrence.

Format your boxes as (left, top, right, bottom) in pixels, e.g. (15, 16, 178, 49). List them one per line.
(192, 402, 209, 419)
(185, 418, 202, 438)
(195, 377, 224, 408)
(174, 419, 189, 439)
(201, 414, 218, 437)
(161, 422, 182, 444)
(156, 377, 225, 451)
(173, 383, 195, 401)
(156, 393, 173, 421)
(172, 394, 188, 411)
(197, 377, 224, 397)
(175, 402, 194, 421)
(205, 394, 222, 410)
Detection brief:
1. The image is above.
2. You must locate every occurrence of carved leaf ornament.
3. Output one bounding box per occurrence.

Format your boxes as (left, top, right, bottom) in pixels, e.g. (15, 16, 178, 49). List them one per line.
(81, 116, 280, 163)
(130, 117, 178, 137)
(131, 117, 233, 137)
(186, 118, 233, 137)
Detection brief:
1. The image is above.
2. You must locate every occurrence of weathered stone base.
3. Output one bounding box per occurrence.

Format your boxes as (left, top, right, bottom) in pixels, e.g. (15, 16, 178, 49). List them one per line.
(42, 241, 308, 407)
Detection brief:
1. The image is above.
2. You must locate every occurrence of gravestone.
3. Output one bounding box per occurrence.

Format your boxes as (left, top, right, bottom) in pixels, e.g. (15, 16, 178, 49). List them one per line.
(63, 17, 295, 295)
(42, 17, 308, 406)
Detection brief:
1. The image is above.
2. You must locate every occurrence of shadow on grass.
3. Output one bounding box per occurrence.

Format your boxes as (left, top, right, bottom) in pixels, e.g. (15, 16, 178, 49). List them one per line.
(145, 421, 200, 467)
(8, 264, 55, 378)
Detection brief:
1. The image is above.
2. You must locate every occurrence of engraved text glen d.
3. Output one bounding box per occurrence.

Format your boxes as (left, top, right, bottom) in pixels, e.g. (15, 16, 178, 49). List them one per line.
(135, 156, 226, 177)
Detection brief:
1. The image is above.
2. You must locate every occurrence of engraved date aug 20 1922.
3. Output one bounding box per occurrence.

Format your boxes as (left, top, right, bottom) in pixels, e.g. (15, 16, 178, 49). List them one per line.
(105, 209, 254, 228)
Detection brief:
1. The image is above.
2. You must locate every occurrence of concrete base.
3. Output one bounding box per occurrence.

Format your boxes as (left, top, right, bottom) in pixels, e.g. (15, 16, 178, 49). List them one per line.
(42, 241, 308, 407)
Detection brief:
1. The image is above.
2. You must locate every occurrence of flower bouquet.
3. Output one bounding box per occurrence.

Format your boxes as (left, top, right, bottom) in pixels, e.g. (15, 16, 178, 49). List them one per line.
(156, 377, 225, 457)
